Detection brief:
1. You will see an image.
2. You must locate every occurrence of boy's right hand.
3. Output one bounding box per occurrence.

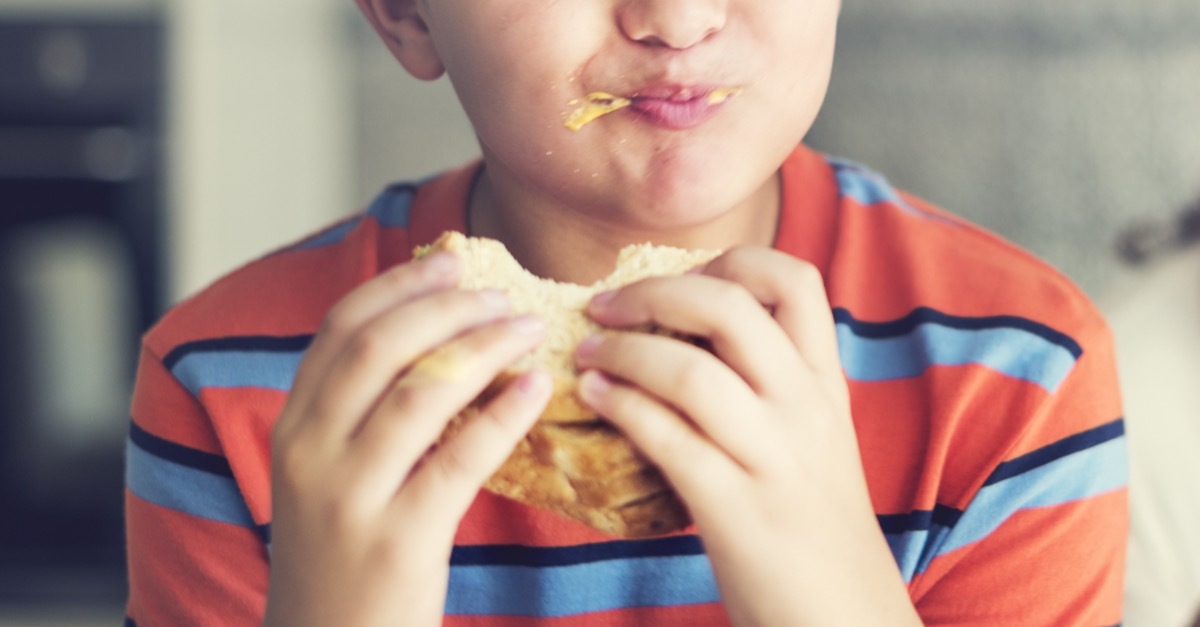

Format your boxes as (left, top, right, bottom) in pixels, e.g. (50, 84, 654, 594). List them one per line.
(263, 252, 551, 627)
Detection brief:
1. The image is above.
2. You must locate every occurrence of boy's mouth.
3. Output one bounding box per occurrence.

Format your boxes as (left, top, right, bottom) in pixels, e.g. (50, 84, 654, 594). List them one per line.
(628, 85, 743, 130)
(563, 85, 742, 132)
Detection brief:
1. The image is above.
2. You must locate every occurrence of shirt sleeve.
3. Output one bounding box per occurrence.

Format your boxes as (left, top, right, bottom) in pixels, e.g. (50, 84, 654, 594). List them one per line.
(124, 343, 270, 626)
(910, 314, 1128, 626)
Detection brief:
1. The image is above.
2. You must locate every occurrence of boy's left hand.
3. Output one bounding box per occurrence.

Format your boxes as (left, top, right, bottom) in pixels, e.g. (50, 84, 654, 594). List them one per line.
(575, 246, 920, 627)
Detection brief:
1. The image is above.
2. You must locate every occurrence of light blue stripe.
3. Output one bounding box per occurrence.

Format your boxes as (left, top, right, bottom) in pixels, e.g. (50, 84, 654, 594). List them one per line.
(286, 182, 416, 251)
(884, 525, 955, 583)
(832, 161, 901, 207)
(125, 439, 255, 527)
(828, 157, 956, 224)
(446, 554, 719, 617)
(935, 436, 1128, 558)
(884, 529, 928, 582)
(836, 323, 1077, 393)
(367, 187, 414, 227)
(291, 217, 364, 251)
(171, 350, 304, 395)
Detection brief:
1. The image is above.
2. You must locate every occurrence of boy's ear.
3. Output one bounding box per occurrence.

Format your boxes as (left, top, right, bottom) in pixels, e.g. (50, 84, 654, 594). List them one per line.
(354, 0, 445, 81)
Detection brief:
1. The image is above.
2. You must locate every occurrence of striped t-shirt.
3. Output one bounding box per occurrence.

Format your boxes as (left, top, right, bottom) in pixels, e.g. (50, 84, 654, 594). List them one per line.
(124, 144, 1127, 626)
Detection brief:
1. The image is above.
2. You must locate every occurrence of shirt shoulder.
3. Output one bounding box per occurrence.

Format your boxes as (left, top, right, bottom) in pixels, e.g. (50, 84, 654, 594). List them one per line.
(143, 183, 421, 360)
(823, 155, 1100, 330)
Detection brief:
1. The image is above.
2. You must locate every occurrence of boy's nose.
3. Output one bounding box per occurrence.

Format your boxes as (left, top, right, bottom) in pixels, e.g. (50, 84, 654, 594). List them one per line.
(618, 0, 727, 50)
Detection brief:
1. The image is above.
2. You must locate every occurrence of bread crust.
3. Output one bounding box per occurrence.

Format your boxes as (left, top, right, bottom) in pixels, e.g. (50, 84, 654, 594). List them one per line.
(417, 231, 720, 537)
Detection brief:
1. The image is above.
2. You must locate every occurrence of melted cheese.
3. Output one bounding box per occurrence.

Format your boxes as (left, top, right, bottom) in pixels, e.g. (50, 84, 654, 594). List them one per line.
(707, 86, 744, 104)
(563, 92, 632, 131)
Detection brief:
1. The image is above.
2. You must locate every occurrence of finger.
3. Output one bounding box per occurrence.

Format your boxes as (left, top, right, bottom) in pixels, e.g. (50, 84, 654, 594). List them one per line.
(396, 368, 552, 530)
(297, 288, 515, 445)
(586, 273, 801, 394)
(284, 253, 461, 420)
(344, 314, 546, 505)
(575, 331, 766, 467)
(698, 247, 843, 379)
(575, 369, 740, 499)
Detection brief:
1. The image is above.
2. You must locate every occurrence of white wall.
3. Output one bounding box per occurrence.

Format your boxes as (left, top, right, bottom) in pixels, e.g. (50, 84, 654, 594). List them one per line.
(350, 18, 478, 203)
(165, 0, 356, 300)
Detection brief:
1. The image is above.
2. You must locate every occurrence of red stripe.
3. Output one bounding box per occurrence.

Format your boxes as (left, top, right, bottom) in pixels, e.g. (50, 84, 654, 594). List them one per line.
(126, 490, 268, 627)
(912, 490, 1126, 624)
(130, 345, 224, 456)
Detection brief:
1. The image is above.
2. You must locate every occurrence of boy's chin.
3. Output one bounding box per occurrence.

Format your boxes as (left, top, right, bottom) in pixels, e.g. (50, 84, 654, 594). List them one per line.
(606, 193, 746, 233)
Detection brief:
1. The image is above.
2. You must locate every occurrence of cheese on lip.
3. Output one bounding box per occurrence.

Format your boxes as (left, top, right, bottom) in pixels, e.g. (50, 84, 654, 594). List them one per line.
(563, 92, 632, 131)
(707, 86, 744, 104)
(563, 87, 744, 131)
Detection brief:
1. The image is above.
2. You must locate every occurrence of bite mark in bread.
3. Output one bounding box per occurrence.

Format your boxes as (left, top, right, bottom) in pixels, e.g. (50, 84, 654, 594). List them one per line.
(414, 231, 721, 537)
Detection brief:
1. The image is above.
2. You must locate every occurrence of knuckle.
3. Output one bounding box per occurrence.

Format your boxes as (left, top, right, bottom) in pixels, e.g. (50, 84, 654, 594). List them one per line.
(271, 441, 311, 496)
(379, 383, 420, 418)
(342, 327, 390, 370)
(367, 533, 409, 576)
(791, 258, 825, 292)
(647, 418, 691, 461)
(321, 491, 369, 536)
(712, 280, 755, 310)
(380, 260, 435, 298)
(670, 358, 715, 395)
(434, 444, 478, 484)
(319, 299, 358, 341)
(722, 244, 757, 265)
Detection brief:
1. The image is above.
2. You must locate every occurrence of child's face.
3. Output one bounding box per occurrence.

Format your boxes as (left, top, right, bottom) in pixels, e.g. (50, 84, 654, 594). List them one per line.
(401, 0, 840, 229)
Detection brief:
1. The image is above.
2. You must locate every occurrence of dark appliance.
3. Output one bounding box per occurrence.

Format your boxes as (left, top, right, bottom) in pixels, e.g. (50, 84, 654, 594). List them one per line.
(0, 14, 165, 609)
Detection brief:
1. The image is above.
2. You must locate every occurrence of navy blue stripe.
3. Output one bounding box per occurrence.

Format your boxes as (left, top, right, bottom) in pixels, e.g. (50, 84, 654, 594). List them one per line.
(451, 535, 706, 568)
(833, 306, 1083, 359)
(876, 504, 963, 534)
(124, 618, 136, 627)
(162, 334, 314, 370)
(985, 418, 1126, 486)
(128, 420, 233, 478)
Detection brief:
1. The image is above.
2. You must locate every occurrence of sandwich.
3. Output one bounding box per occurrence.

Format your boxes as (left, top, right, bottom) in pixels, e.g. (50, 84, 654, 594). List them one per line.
(415, 231, 721, 537)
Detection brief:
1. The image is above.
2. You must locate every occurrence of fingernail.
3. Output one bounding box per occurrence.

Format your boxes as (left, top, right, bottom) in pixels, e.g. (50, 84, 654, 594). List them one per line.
(587, 289, 616, 313)
(478, 289, 510, 313)
(579, 370, 611, 400)
(575, 333, 604, 359)
(508, 313, 545, 335)
(423, 251, 458, 275)
(516, 369, 551, 396)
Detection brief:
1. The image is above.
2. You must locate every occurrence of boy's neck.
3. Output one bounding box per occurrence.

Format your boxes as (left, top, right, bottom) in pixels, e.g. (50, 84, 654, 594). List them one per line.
(466, 166, 781, 286)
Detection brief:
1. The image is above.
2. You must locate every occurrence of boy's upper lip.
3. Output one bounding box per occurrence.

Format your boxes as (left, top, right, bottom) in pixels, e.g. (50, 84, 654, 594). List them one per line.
(627, 83, 725, 101)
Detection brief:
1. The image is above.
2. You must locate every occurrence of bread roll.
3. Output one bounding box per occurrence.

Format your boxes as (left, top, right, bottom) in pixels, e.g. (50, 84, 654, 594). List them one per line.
(415, 231, 721, 537)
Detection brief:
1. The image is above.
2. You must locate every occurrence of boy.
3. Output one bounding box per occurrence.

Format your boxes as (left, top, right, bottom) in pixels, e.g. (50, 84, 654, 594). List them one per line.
(124, 0, 1127, 624)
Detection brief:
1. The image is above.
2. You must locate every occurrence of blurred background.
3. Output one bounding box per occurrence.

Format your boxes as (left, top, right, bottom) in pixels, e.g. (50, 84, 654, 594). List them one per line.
(0, 0, 1197, 625)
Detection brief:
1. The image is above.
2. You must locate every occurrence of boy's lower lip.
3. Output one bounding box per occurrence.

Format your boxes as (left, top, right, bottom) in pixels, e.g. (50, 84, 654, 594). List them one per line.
(628, 96, 728, 130)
